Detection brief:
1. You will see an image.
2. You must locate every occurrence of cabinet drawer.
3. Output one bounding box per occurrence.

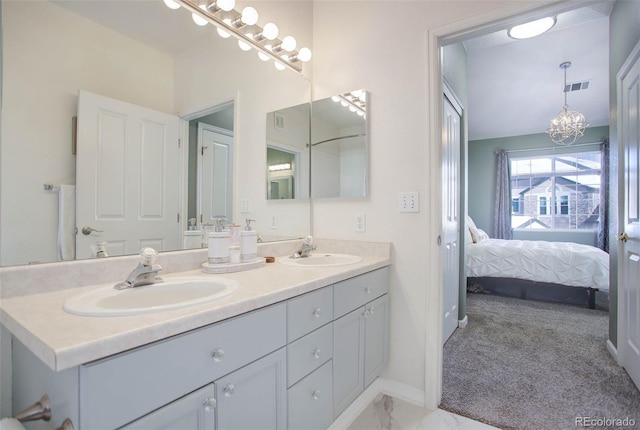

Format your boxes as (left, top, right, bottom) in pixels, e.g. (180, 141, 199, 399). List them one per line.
(288, 360, 333, 430)
(79, 303, 286, 430)
(287, 323, 332, 387)
(334, 267, 389, 318)
(287, 286, 333, 341)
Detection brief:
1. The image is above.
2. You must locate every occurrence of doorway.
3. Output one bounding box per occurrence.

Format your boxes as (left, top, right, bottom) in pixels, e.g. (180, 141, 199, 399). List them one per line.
(426, 2, 614, 409)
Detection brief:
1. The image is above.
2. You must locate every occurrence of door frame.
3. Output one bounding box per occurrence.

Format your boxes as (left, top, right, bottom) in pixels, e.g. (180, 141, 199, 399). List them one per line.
(178, 93, 238, 232)
(425, 2, 601, 409)
(616, 37, 640, 385)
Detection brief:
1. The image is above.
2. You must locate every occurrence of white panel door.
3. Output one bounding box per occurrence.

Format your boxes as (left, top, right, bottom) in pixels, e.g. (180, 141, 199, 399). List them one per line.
(442, 95, 461, 344)
(198, 124, 233, 225)
(619, 43, 640, 391)
(76, 91, 181, 259)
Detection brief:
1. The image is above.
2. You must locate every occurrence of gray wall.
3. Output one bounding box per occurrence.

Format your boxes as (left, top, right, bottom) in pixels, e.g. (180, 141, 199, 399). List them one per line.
(609, 0, 640, 348)
(468, 126, 609, 237)
(443, 42, 468, 322)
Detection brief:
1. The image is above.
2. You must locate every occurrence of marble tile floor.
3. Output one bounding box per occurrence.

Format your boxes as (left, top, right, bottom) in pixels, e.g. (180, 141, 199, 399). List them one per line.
(347, 394, 500, 430)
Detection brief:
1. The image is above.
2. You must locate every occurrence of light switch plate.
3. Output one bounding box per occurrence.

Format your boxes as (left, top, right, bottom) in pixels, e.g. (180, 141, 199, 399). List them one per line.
(399, 192, 419, 213)
(354, 213, 366, 232)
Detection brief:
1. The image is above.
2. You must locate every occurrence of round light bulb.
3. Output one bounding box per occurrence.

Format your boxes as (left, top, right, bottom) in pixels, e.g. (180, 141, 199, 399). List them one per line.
(357, 110, 365, 116)
(281, 36, 296, 52)
(297, 47, 312, 62)
(241, 7, 259, 25)
(217, 27, 231, 38)
(163, 0, 181, 9)
(331, 96, 340, 103)
(238, 40, 251, 51)
(192, 12, 208, 26)
(340, 100, 349, 107)
(274, 62, 286, 71)
(216, 0, 235, 12)
(262, 23, 279, 40)
(258, 52, 270, 62)
(349, 105, 357, 112)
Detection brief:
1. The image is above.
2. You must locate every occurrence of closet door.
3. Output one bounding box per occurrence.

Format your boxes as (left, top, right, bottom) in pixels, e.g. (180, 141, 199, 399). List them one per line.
(442, 93, 462, 343)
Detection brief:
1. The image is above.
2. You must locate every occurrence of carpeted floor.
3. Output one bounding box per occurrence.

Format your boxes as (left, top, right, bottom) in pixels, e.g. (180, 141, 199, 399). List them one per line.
(441, 293, 640, 430)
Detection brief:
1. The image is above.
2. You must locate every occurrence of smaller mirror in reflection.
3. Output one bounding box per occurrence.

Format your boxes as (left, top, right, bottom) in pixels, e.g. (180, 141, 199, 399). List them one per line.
(311, 89, 368, 198)
(266, 102, 310, 200)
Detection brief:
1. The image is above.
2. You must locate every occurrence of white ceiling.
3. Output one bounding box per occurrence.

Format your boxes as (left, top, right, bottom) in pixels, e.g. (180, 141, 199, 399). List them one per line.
(464, 2, 613, 141)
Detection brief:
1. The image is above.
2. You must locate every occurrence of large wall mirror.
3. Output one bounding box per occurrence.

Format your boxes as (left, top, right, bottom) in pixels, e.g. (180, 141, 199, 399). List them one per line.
(264, 89, 368, 201)
(0, 0, 312, 266)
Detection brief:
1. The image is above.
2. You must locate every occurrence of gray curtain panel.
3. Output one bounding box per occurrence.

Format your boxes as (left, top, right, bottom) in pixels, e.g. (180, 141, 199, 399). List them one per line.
(598, 139, 609, 252)
(495, 149, 512, 239)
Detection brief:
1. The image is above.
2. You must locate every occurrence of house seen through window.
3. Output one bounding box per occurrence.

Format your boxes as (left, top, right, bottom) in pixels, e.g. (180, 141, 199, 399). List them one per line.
(510, 151, 601, 230)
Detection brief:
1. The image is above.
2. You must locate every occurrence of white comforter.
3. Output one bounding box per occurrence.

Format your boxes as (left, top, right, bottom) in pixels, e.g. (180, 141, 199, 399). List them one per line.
(466, 239, 609, 290)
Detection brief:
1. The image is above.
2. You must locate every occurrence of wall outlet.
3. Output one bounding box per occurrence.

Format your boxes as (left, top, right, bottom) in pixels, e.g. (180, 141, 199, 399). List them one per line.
(241, 198, 251, 213)
(270, 215, 278, 229)
(399, 192, 420, 213)
(354, 213, 366, 232)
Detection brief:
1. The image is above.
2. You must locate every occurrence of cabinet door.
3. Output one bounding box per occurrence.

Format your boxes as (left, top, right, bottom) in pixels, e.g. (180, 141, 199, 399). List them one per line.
(288, 360, 333, 430)
(120, 384, 215, 430)
(332, 307, 364, 418)
(215, 348, 287, 430)
(364, 294, 389, 387)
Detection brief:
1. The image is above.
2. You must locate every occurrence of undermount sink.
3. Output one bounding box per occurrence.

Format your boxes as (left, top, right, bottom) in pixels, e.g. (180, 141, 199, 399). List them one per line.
(64, 277, 237, 317)
(278, 253, 362, 268)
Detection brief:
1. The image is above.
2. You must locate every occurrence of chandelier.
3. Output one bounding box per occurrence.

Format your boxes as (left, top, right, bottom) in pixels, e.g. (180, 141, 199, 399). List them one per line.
(546, 61, 589, 145)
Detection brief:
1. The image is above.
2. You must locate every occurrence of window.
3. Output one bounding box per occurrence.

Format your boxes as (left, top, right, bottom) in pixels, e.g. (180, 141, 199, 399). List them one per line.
(539, 196, 547, 215)
(510, 151, 601, 230)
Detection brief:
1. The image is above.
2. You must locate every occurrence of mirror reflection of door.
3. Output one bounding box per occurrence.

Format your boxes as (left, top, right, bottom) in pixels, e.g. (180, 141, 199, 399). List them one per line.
(75, 90, 182, 259)
(197, 124, 233, 225)
(267, 147, 297, 199)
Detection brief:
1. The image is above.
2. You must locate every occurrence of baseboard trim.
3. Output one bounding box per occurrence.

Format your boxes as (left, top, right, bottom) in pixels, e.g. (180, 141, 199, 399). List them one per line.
(458, 315, 468, 328)
(327, 378, 426, 430)
(606, 339, 618, 363)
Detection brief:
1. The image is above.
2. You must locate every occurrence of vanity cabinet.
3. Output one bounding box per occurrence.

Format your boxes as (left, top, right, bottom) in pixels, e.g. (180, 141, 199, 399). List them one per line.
(10, 266, 389, 430)
(332, 269, 389, 418)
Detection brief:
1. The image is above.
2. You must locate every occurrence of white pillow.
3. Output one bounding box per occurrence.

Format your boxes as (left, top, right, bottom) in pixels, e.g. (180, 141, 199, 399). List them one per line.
(475, 228, 489, 242)
(466, 215, 481, 243)
(465, 227, 473, 244)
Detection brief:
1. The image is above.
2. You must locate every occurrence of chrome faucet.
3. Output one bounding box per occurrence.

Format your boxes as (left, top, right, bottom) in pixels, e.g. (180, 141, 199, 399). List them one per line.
(114, 248, 163, 290)
(290, 236, 317, 259)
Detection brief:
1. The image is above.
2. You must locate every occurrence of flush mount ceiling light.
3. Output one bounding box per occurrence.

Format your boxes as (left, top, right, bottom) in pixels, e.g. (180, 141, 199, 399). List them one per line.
(165, 0, 311, 73)
(546, 62, 589, 146)
(508, 16, 556, 39)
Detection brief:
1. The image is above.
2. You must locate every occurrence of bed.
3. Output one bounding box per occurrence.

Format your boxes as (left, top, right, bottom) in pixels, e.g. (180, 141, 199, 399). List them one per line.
(465, 217, 609, 309)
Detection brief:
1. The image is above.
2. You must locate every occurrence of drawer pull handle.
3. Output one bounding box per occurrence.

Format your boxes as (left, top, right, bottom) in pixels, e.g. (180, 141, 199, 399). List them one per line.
(312, 348, 322, 359)
(223, 384, 235, 397)
(313, 307, 322, 318)
(365, 286, 372, 294)
(211, 348, 225, 362)
(203, 397, 217, 411)
(364, 309, 370, 318)
(312, 390, 321, 400)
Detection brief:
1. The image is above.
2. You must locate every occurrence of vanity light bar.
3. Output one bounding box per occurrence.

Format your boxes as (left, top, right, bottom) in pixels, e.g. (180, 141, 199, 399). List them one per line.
(268, 163, 292, 171)
(331, 91, 367, 118)
(172, 0, 309, 74)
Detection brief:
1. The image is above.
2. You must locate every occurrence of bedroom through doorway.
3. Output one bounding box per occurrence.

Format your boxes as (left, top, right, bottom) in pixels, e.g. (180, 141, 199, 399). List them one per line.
(437, 0, 620, 419)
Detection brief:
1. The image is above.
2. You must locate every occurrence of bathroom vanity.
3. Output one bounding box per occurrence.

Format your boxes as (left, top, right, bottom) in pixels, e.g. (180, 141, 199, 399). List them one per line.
(1, 242, 390, 430)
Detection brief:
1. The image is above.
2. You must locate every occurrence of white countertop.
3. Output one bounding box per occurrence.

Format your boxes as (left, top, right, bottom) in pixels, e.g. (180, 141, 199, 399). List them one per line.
(1, 252, 390, 372)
